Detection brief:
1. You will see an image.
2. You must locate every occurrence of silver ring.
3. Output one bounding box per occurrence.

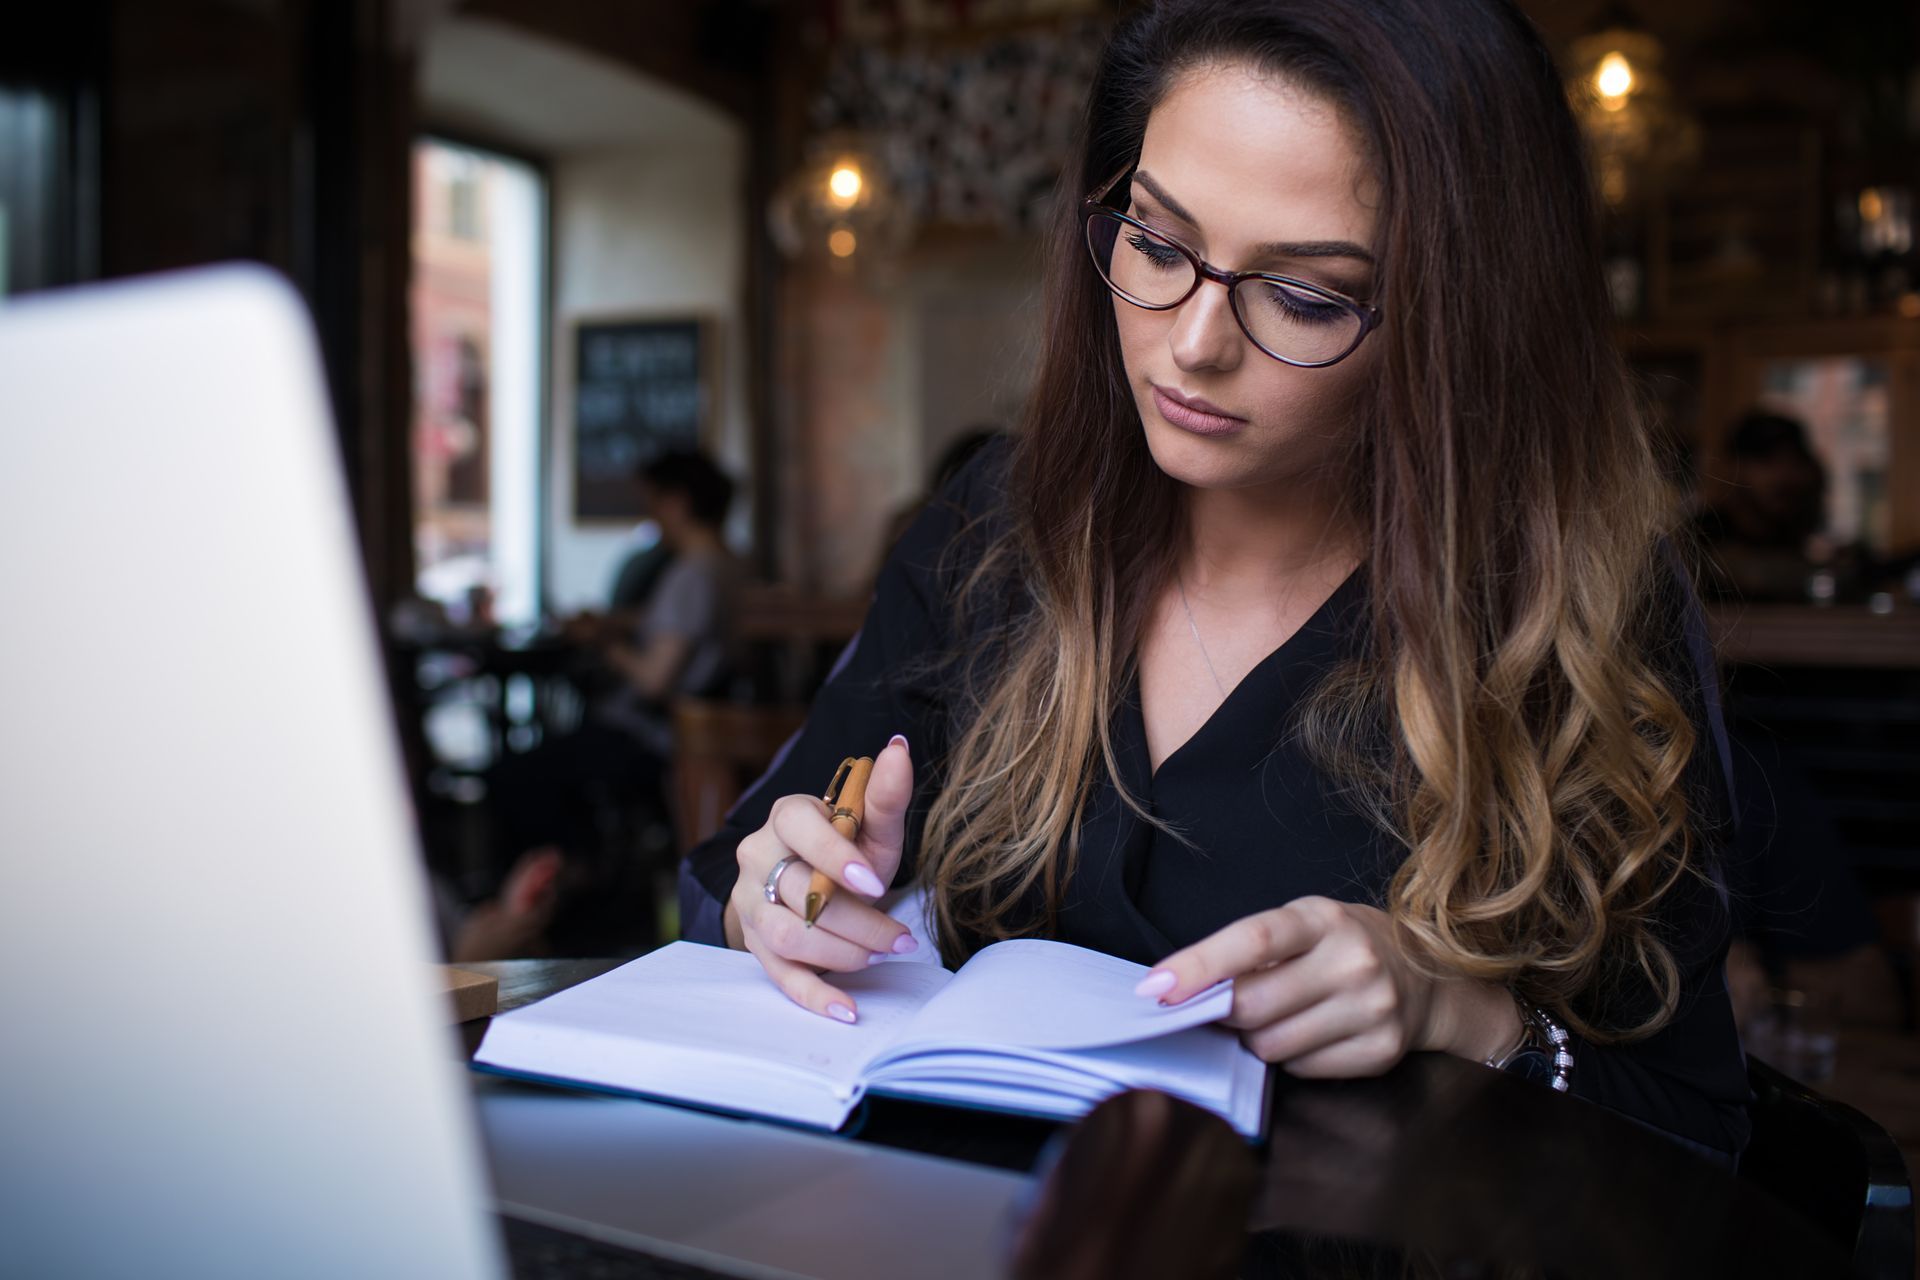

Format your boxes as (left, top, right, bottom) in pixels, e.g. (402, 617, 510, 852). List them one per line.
(763, 853, 805, 905)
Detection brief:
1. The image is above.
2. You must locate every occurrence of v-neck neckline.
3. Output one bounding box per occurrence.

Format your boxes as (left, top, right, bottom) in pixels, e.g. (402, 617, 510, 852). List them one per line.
(1133, 562, 1365, 784)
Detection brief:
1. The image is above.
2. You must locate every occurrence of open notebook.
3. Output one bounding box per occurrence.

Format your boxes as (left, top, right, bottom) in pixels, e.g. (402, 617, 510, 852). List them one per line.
(473, 938, 1272, 1140)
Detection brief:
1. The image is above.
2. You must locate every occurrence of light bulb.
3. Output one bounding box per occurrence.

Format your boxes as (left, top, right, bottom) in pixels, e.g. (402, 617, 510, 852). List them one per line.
(827, 164, 863, 209)
(1596, 51, 1634, 103)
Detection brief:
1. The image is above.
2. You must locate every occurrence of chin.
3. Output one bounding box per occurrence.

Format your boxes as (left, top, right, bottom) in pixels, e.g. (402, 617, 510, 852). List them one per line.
(1139, 419, 1244, 489)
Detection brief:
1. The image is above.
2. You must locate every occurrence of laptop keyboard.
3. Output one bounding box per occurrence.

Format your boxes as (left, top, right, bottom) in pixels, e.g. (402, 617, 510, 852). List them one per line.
(502, 1216, 759, 1280)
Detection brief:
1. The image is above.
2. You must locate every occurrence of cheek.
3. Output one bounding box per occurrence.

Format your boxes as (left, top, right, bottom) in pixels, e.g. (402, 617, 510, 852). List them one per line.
(1258, 345, 1373, 432)
(1113, 298, 1155, 373)
(1244, 363, 1365, 437)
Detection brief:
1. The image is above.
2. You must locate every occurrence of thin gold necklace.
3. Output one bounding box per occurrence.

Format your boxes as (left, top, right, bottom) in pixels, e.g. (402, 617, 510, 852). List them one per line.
(1176, 572, 1229, 700)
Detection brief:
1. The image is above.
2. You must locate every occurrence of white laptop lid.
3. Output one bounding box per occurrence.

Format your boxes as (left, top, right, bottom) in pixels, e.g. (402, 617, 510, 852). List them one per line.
(0, 266, 504, 1279)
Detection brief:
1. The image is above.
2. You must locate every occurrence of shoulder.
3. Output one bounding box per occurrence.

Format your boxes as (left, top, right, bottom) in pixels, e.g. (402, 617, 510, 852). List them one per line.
(648, 551, 734, 620)
(902, 436, 1015, 551)
(883, 435, 1019, 605)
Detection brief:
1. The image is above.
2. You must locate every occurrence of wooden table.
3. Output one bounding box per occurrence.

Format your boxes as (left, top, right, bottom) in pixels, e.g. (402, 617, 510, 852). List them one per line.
(1708, 603, 1920, 670)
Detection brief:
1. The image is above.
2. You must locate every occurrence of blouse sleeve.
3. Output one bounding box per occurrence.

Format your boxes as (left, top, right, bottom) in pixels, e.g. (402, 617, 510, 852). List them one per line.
(1556, 542, 1751, 1164)
(676, 441, 1011, 945)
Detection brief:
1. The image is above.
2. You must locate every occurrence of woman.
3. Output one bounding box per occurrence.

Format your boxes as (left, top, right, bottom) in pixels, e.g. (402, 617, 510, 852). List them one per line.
(681, 0, 1749, 1160)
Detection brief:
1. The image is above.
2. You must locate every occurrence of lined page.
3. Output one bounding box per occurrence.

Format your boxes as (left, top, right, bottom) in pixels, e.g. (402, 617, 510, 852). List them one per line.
(880, 938, 1233, 1055)
(476, 942, 954, 1099)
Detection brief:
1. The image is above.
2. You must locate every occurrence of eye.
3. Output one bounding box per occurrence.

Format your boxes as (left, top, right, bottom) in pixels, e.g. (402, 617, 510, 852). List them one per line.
(1124, 230, 1186, 271)
(1253, 280, 1347, 327)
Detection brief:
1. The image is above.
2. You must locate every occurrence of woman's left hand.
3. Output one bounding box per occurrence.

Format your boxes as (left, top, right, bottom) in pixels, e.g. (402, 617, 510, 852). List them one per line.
(1134, 896, 1519, 1077)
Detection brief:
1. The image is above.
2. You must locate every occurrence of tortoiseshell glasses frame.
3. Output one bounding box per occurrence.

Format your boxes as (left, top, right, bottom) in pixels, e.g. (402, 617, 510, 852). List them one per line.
(1080, 162, 1382, 369)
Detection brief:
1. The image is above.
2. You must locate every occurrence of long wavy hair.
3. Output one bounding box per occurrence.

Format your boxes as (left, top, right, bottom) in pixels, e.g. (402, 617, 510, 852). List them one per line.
(917, 0, 1707, 1041)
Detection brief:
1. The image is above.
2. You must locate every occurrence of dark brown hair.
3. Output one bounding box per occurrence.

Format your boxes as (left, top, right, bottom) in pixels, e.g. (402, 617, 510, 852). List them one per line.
(919, 0, 1705, 1042)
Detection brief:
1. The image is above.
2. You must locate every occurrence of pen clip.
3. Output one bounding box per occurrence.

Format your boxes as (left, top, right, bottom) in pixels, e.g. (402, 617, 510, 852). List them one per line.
(823, 756, 857, 807)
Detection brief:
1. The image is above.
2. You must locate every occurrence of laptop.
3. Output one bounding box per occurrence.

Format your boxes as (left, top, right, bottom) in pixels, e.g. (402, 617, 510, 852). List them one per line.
(0, 266, 1027, 1279)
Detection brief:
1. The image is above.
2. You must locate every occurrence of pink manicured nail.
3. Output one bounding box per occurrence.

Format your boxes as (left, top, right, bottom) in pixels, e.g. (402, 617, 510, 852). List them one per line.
(889, 734, 909, 752)
(844, 861, 885, 896)
(1134, 969, 1176, 998)
(827, 1003, 857, 1023)
(892, 932, 919, 954)
(867, 952, 889, 965)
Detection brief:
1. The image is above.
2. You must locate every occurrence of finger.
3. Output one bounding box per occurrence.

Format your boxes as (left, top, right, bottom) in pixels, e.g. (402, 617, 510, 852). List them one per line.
(750, 897, 879, 973)
(769, 855, 919, 958)
(1271, 1025, 1408, 1079)
(768, 795, 889, 899)
(733, 825, 910, 959)
(742, 929, 861, 1023)
(1135, 904, 1327, 1006)
(1219, 955, 1343, 1031)
(1241, 995, 1385, 1070)
(855, 734, 914, 885)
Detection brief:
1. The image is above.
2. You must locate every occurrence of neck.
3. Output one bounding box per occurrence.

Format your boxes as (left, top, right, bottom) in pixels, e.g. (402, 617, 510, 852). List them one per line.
(669, 524, 725, 555)
(1179, 478, 1362, 601)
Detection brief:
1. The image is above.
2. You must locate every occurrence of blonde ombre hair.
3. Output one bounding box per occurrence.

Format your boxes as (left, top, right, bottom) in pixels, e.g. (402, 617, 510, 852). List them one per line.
(914, 0, 1715, 1042)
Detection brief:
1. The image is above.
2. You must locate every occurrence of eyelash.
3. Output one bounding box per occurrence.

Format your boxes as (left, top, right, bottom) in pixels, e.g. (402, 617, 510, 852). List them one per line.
(1122, 229, 1355, 325)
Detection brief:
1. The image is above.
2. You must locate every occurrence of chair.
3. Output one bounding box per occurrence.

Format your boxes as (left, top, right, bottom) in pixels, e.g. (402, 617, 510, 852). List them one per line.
(1739, 1056, 1914, 1278)
(669, 697, 810, 856)
(733, 584, 867, 704)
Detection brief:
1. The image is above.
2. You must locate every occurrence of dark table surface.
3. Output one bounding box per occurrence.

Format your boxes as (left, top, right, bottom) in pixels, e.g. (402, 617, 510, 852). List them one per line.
(458, 957, 1851, 1280)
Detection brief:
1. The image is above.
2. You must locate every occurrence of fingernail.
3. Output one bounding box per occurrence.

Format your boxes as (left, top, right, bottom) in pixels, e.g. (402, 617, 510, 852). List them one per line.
(845, 861, 885, 896)
(889, 733, 908, 752)
(827, 1002, 857, 1023)
(1134, 969, 1176, 998)
(867, 952, 889, 965)
(891, 932, 919, 954)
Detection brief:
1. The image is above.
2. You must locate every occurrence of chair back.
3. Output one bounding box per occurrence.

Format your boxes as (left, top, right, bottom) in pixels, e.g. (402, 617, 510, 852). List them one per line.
(733, 584, 867, 704)
(1740, 1056, 1914, 1278)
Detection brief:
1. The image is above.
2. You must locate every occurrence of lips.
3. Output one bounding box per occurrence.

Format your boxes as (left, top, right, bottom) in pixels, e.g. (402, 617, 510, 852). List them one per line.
(1150, 383, 1247, 437)
(1154, 383, 1244, 420)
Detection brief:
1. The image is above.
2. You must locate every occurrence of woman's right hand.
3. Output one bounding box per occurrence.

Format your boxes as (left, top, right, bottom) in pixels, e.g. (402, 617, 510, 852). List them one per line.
(726, 734, 920, 1023)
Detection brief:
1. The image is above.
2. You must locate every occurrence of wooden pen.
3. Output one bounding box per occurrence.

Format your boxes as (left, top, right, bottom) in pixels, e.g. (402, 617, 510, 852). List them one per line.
(807, 755, 874, 927)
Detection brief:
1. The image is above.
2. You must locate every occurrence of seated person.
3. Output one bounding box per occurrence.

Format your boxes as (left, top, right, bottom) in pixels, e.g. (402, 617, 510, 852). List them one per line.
(1692, 411, 1869, 603)
(595, 449, 745, 751)
(482, 449, 744, 956)
(675, 0, 1757, 1168)
(562, 482, 679, 647)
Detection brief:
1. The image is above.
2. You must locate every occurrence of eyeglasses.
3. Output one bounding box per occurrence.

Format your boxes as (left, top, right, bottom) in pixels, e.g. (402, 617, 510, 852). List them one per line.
(1080, 163, 1381, 369)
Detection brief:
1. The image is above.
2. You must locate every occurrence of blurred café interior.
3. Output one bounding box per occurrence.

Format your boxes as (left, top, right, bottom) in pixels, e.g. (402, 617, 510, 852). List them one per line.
(7, 0, 1920, 1262)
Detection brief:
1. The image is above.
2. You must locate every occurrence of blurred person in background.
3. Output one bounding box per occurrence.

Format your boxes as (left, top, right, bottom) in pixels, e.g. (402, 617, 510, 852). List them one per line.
(562, 461, 681, 646)
(1692, 410, 1873, 602)
(480, 449, 744, 956)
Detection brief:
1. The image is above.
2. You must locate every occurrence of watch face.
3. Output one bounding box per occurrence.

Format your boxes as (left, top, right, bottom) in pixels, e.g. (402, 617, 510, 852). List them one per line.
(1502, 1049, 1556, 1086)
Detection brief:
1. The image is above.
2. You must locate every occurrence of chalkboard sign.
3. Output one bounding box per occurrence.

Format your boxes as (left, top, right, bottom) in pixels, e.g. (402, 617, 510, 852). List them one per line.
(571, 316, 716, 521)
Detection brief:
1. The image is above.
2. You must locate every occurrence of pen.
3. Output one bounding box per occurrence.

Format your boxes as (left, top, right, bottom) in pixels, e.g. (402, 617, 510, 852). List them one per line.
(808, 755, 874, 927)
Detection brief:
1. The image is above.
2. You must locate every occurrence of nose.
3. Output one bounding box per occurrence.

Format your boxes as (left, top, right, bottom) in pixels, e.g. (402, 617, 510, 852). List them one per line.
(1165, 275, 1243, 375)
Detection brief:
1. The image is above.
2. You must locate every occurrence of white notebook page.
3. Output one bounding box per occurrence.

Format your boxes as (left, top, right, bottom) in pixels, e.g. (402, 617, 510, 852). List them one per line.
(878, 937, 1234, 1056)
(478, 942, 954, 1097)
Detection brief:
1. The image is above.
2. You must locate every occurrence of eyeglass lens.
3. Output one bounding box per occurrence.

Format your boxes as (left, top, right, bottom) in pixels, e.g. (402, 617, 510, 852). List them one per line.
(1085, 211, 1362, 365)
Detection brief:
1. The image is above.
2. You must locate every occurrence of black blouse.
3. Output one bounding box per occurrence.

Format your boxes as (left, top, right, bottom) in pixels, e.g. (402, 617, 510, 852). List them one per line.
(682, 439, 1752, 1160)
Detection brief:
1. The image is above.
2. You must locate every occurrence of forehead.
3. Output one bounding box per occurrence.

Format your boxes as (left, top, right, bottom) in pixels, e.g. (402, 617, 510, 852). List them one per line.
(1137, 61, 1377, 249)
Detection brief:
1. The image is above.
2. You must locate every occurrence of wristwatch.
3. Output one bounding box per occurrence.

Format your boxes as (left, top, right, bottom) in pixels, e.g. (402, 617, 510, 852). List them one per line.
(1486, 999, 1574, 1092)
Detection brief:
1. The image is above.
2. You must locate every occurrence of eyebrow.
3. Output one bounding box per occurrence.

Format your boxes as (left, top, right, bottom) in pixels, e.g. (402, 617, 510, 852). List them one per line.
(1132, 169, 1376, 266)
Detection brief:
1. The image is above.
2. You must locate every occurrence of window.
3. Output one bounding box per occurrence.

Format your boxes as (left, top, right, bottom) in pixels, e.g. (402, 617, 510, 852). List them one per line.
(0, 81, 79, 298)
(410, 138, 546, 626)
